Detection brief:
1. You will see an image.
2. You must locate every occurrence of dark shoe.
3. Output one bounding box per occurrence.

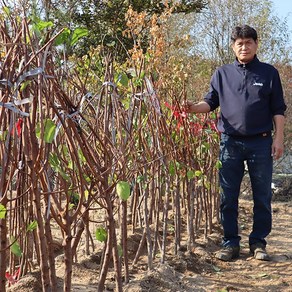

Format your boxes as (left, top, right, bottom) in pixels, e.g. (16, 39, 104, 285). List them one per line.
(250, 243, 270, 261)
(215, 246, 240, 261)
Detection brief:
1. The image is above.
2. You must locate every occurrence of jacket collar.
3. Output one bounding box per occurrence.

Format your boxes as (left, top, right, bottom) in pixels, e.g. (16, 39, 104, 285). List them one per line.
(234, 55, 259, 68)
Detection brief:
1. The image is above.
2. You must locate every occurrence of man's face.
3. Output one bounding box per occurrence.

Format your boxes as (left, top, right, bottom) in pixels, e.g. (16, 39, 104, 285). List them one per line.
(232, 37, 258, 64)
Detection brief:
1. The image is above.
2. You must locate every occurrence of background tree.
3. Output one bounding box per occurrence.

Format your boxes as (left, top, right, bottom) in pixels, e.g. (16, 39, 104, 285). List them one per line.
(189, 0, 292, 65)
(13, 0, 207, 61)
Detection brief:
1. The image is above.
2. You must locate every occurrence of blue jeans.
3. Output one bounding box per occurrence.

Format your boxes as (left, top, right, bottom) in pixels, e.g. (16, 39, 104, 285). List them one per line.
(219, 133, 273, 248)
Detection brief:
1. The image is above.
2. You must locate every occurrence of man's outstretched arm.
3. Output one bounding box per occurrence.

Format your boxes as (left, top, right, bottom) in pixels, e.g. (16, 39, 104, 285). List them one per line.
(183, 100, 211, 114)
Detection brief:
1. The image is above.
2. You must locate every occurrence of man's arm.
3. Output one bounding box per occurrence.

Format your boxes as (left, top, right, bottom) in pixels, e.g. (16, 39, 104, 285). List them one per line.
(272, 114, 285, 160)
(183, 100, 211, 114)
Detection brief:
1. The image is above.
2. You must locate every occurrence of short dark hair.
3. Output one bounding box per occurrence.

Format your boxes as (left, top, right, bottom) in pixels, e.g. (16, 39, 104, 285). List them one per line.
(231, 25, 258, 42)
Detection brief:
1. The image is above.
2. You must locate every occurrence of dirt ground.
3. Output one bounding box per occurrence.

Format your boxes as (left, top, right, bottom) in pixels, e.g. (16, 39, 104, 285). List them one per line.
(7, 197, 292, 292)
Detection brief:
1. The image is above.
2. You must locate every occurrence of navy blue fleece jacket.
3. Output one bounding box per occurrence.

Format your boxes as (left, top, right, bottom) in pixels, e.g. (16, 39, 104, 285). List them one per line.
(204, 56, 287, 136)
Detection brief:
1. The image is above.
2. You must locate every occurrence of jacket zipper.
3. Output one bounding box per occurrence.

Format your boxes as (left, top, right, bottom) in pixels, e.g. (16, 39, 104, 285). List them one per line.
(243, 64, 247, 96)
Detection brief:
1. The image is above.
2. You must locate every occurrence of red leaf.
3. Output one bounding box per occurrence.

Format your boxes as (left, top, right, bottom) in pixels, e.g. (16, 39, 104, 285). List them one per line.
(16, 118, 23, 137)
(5, 267, 20, 285)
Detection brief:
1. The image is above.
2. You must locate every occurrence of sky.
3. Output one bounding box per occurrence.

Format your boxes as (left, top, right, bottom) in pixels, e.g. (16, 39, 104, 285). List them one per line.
(271, 0, 292, 34)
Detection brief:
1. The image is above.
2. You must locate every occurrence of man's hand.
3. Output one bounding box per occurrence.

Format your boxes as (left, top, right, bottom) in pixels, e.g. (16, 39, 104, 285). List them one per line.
(272, 137, 284, 160)
(272, 115, 285, 160)
(182, 100, 211, 114)
(182, 100, 196, 113)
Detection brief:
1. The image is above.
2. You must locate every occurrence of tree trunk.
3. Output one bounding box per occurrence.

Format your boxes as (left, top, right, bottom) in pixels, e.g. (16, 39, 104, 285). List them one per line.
(45, 218, 57, 291)
(121, 200, 129, 283)
(63, 218, 73, 292)
(161, 177, 170, 263)
(30, 165, 51, 291)
(0, 215, 7, 292)
(32, 189, 51, 292)
(97, 235, 112, 292)
(112, 224, 122, 292)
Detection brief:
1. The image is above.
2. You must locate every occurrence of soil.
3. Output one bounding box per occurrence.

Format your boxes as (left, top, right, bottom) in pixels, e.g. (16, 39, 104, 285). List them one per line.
(7, 197, 292, 292)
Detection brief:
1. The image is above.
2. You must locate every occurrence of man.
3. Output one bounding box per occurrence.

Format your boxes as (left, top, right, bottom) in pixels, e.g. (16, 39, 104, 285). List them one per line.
(184, 25, 287, 261)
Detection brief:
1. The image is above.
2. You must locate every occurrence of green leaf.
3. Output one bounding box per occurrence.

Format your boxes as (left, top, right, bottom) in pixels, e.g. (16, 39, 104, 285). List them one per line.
(54, 28, 71, 46)
(59, 169, 69, 181)
(49, 153, 60, 170)
(204, 180, 211, 190)
(20, 80, 30, 92)
(78, 149, 86, 163)
(215, 160, 222, 169)
(44, 119, 56, 143)
(60, 144, 69, 157)
(136, 175, 144, 183)
(68, 160, 73, 170)
(0, 130, 7, 141)
(35, 20, 54, 31)
(210, 112, 217, 119)
(36, 119, 56, 143)
(2, 6, 10, 16)
(68, 203, 75, 210)
(84, 190, 89, 200)
(117, 244, 123, 257)
(169, 161, 176, 176)
(71, 28, 88, 46)
(27, 220, 38, 232)
(133, 77, 143, 87)
(70, 192, 80, 206)
(10, 237, 22, 257)
(95, 227, 107, 242)
(121, 96, 130, 110)
(187, 170, 196, 180)
(145, 52, 151, 62)
(201, 142, 210, 152)
(116, 181, 131, 201)
(116, 73, 129, 87)
(48, 153, 69, 181)
(195, 170, 202, 177)
(83, 174, 91, 183)
(35, 122, 41, 139)
(0, 204, 7, 219)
